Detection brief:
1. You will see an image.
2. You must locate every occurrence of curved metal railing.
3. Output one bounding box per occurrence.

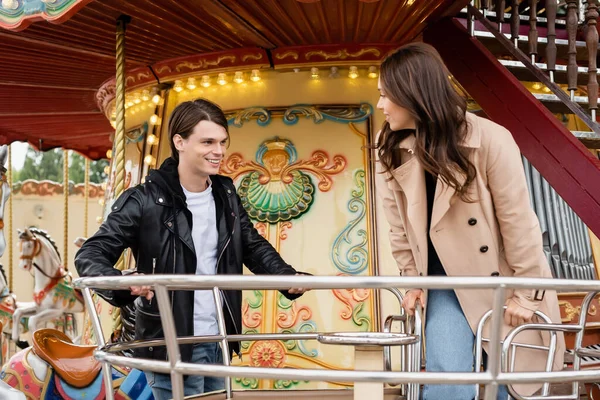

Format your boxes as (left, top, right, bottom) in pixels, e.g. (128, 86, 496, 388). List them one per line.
(73, 275, 600, 400)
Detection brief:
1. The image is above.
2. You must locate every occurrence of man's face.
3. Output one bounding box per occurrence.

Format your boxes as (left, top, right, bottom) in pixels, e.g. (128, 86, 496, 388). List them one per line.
(174, 120, 229, 178)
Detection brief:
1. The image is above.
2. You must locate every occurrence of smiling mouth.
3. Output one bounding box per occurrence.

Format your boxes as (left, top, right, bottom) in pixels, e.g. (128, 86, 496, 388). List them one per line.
(206, 159, 221, 165)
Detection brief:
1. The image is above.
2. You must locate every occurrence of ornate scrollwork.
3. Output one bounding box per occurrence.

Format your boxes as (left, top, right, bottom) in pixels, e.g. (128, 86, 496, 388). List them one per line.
(283, 103, 372, 125)
(305, 48, 381, 60)
(558, 299, 598, 322)
(331, 169, 368, 274)
(241, 53, 263, 62)
(175, 55, 237, 72)
(226, 107, 271, 128)
(222, 137, 346, 223)
(274, 51, 299, 60)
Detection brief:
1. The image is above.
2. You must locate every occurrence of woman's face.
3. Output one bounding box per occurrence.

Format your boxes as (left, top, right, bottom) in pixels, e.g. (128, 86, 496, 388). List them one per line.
(377, 78, 416, 131)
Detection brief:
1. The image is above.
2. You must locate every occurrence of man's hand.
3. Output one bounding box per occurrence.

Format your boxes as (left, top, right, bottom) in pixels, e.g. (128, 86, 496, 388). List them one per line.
(402, 289, 425, 316)
(129, 272, 154, 301)
(288, 273, 309, 295)
(504, 297, 535, 327)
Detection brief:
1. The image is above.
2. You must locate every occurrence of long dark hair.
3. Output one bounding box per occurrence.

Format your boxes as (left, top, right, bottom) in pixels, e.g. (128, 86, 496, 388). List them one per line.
(377, 42, 476, 200)
(168, 98, 229, 161)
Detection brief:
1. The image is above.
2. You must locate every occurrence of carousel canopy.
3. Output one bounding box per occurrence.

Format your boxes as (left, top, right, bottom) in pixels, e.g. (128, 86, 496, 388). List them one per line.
(0, 0, 466, 159)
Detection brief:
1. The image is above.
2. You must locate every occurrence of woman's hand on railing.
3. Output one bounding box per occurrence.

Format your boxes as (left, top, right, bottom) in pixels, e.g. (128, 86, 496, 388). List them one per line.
(504, 297, 534, 327)
(128, 272, 154, 301)
(402, 289, 426, 316)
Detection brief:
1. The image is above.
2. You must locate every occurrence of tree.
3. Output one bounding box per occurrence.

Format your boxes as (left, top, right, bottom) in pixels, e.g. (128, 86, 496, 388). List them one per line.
(19, 148, 63, 182)
(17, 147, 109, 184)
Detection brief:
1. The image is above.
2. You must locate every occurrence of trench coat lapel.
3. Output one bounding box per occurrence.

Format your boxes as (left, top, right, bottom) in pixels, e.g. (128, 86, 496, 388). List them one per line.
(389, 135, 428, 269)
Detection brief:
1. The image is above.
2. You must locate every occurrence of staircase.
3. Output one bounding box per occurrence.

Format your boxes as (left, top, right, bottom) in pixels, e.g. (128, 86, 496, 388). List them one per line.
(423, 0, 600, 262)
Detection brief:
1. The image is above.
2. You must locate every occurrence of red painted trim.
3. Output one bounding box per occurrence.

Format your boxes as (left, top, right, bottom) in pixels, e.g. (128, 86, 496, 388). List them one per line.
(424, 18, 600, 236)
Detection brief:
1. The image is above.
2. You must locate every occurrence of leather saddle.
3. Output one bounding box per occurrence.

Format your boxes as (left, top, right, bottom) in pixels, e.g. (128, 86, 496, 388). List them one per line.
(32, 328, 101, 388)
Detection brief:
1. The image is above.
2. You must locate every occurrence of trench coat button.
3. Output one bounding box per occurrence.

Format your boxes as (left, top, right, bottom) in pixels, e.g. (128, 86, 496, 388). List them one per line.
(158, 197, 164, 203)
(419, 272, 423, 276)
(149, 346, 153, 352)
(480, 245, 489, 253)
(167, 222, 173, 227)
(468, 218, 477, 226)
(491, 271, 500, 277)
(227, 189, 232, 194)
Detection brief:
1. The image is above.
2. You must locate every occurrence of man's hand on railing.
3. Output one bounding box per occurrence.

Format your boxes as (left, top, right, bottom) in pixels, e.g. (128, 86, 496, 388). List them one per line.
(504, 297, 534, 327)
(287, 273, 310, 295)
(128, 272, 154, 301)
(402, 289, 426, 316)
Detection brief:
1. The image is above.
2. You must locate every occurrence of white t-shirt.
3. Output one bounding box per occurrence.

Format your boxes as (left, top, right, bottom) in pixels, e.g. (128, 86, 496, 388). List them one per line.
(182, 183, 219, 336)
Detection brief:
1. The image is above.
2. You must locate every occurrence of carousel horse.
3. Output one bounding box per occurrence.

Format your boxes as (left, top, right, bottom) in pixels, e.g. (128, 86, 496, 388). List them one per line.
(11, 228, 84, 344)
(0, 145, 10, 258)
(0, 328, 152, 399)
(0, 235, 153, 399)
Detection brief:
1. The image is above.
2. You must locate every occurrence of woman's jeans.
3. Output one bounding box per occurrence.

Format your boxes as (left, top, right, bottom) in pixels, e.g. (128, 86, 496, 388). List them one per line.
(423, 289, 510, 400)
(144, 342, 225, 400)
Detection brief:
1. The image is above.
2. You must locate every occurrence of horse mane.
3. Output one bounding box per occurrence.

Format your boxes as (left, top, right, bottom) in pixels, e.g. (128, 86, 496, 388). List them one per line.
(28, 227, 61, 262)
(0, 263, 7, 287)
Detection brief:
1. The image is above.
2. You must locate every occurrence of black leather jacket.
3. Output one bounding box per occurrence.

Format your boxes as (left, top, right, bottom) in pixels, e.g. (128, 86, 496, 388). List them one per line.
(75, 157, 303, 361)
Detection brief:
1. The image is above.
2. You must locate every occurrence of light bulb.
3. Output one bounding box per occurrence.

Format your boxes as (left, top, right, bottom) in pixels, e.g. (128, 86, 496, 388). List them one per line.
(141, 89, 150, 101)
(233, 71, 244, 84)
(367, 66, 378, 79)
(149, 114, 161, 125)
(250, 69, 261, 82)
(144, 154, 156, 166)
(133, 92, 141, 104)
(173, 80, 184, 92)
(217, 73, 227, 85)
(152, 94, 162, 104)
(186, 77, 196, 90)
(201, 75, 211, 88)
(348, 66, 359, 79)
(310, 67, 319, 80)
(106, 149, 112, 159)
(147, 134, 158, 145)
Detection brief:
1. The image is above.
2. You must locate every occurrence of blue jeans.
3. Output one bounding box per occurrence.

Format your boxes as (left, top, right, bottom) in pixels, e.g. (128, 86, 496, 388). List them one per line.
(145, 342, 225, 400)
(423, 289, 510, 400)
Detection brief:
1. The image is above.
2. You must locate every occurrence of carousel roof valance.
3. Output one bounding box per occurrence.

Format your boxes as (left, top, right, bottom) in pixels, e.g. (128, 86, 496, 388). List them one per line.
(0, 0, 466, 159)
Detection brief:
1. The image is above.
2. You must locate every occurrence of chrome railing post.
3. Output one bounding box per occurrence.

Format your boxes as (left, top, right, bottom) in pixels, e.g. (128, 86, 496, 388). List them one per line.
(82, 288, 114, 400)
(484, 286, 506, 400)
(213, 287, 233, 399)
(154, 285, 185, 399)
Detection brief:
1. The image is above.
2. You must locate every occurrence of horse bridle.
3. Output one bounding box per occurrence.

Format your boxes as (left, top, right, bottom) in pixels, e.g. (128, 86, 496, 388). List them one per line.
(19, 236, 67, 280)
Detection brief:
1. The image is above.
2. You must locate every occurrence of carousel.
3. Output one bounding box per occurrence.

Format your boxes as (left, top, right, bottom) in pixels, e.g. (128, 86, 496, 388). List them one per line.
(0, 0, 599, 399)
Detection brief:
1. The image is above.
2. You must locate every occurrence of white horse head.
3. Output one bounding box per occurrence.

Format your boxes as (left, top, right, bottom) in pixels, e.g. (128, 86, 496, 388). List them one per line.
(12, 228, 83, 343)
(17, 228, 61, 279)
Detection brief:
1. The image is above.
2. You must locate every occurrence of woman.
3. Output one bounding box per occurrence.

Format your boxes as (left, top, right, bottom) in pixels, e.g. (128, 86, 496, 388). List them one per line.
(374, 42, 564, 399)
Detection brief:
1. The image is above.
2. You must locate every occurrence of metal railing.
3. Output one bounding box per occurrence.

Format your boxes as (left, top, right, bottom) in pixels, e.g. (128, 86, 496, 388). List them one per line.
(74, 275, 600, 400)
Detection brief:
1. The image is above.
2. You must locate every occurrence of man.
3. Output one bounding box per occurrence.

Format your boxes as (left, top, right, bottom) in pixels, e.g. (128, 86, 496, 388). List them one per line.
(75, 99, 308, 399)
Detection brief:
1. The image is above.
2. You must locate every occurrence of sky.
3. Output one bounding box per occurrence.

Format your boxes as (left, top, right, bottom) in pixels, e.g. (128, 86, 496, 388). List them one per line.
(7, 142, 29, 170)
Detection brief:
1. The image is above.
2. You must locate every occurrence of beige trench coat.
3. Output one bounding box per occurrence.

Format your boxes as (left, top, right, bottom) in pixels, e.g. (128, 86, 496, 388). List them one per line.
(376, 112, 565, 395)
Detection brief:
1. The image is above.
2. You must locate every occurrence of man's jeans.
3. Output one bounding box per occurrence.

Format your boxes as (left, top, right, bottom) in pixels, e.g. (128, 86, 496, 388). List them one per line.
(145, 342, 225, 400)
(423, 289, 511, 400)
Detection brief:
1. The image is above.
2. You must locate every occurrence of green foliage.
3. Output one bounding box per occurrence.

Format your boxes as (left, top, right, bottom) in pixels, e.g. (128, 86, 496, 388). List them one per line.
(16, 147, 108, 184)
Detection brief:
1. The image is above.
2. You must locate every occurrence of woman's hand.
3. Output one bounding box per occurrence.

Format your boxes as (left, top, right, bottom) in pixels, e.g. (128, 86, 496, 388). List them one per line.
(504, 297, 535, 327)
(402, 289, 426, 316)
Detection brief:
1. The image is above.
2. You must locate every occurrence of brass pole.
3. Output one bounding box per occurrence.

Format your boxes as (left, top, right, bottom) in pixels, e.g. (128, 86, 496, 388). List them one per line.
(84, 158, 89, 238)
(63, 149, 69, 267)
(111, 14, 131, 333)
(7, 145, 12, 292)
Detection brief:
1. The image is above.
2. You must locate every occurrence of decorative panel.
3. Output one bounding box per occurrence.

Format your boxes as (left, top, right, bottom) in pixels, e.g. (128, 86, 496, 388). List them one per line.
(220, 104, 378, 390)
